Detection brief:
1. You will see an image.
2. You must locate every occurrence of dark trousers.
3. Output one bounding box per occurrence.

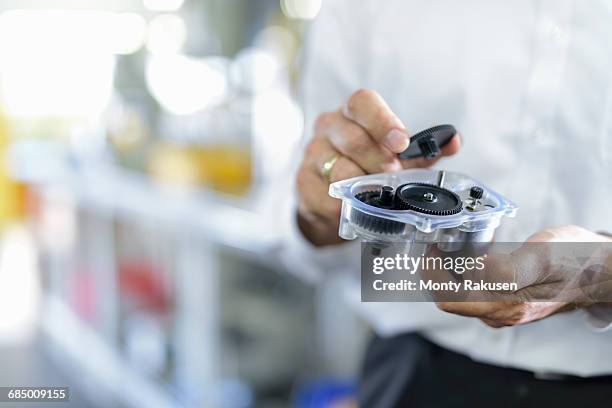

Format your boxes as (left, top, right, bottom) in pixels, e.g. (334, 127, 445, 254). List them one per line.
(358, 333, 612, 408)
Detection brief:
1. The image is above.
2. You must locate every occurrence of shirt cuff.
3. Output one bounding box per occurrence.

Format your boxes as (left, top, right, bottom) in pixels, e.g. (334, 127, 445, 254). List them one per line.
(277, 194, 359, 284)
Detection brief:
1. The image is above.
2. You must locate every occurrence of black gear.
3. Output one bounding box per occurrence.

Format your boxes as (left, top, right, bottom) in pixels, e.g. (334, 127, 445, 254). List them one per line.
(469, 186, 484, 199)
(352, 189, 405, 234)
(398, 124, 456, 160)
(394, 183, 462, 216)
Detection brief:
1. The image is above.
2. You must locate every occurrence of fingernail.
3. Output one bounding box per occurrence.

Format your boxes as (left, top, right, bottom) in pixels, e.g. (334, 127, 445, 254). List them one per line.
(454, 133, 462, 148)
(385, 129, 409, 152)
(382, 160, 402, 173)
(341, 102, 352, 119)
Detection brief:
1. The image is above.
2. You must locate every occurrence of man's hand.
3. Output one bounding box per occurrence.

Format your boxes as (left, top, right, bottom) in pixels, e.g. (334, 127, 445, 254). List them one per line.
(435, 225, 612, 328)
(296, 89, 461, 246)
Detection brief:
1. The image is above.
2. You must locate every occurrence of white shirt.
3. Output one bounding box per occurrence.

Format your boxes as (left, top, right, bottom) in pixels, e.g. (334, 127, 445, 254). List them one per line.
(279, 0, 612, 376)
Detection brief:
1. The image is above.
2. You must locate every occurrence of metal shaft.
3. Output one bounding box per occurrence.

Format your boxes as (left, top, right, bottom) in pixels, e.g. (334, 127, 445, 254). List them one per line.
(437, 170, 446, 187)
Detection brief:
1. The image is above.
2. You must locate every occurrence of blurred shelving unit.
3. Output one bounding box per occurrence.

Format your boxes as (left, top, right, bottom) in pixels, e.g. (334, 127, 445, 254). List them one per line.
(0, 1, 367, 406)
(9, 141, 294, 408)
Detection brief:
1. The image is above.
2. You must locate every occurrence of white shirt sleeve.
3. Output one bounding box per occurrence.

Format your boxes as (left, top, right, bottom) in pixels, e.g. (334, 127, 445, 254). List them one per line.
(274, 0, 371, 284)
(276, 189, 360, 284)
(299, 0, 374, 129)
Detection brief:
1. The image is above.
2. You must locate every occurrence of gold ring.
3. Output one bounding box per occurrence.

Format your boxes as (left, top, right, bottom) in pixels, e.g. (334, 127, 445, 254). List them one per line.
(320, 154, 340, 182)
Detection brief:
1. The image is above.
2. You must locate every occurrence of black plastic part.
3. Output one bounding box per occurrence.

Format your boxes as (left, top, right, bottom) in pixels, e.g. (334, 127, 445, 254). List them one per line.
(398, 124, 456, 160)
(350, 182, 464, 233)
(418, 137, 441, 160)
(352, 187, 405, 234)
(394, 183, 463, 216)
(469, 186, 484, 200)
(379, 186, 394, 206)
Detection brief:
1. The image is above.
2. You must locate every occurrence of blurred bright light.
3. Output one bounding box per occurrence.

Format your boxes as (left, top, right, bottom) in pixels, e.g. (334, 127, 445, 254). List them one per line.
(0, 226, 39, 344)
(230, 47, 281, 94)
(254, 25, 297, 63)
(143, 0, 185, 12)
(146, 55, 229, 115)
(253, 90, 303, 177)
(109, 13, 147, 55)
(0, 10, 116, 118)
(281, 0, 322, 19)
(0, 10, 108, 51)
(146, 14, 186, 55)
(38, 190, 77, 252)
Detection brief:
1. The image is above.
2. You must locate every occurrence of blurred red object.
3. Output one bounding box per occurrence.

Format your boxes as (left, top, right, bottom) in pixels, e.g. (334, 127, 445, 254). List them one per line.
(118, 259, 170, 314)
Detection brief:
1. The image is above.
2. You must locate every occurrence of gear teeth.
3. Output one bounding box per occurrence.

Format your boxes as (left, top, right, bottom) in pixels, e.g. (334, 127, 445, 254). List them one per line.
(351, 191, 405, 234)
(469, 186, 484, 199)
(395, 183, 463, 216)
(351, 182, 462, 233)
(399, 124, 456, 160)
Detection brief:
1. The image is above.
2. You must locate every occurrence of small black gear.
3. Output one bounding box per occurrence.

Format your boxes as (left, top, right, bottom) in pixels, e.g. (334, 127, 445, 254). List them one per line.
(394, 183, 462, 216)
(351, 187, 405, 234)
(469, 186, 484, 199)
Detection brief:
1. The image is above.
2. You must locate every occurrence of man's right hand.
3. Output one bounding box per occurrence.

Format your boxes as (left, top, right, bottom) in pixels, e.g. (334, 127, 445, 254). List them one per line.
(296, 89, 462, 247)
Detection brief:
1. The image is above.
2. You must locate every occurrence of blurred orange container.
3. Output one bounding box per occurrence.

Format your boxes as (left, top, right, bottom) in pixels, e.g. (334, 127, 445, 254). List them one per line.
(147, 141, 252, 195)
(0, 109, 26, 227)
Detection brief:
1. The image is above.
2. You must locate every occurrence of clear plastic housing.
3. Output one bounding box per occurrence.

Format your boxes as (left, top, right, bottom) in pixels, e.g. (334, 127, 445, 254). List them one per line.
(329, 168, 518, 242)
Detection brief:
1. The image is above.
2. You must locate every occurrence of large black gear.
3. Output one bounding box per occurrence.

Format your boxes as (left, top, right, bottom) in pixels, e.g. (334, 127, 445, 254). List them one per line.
(394, 183, 463, 216)
(398, 124, 456, 160)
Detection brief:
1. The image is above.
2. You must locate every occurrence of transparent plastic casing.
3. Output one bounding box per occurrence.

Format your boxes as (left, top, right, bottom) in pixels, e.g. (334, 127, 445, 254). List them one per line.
(329, 168, 518, 243)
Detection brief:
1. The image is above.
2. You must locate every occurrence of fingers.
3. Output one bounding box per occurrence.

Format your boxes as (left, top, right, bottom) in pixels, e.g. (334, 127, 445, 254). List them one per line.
(333, 89, 463, 172)
(436, 301, 530, 327)
(438, 301, 566, 327)
(342, 89, 410, 153)
(296, 165, 341, 224)
(295, 88, 463, 246)
(298, 136, 366, 223)
(328, 155, 367, 183)
(306, 135, 367, 182)
(442, 132, 462, 155)
(318, 111, 402, 173)
(436, 301, 500, 317)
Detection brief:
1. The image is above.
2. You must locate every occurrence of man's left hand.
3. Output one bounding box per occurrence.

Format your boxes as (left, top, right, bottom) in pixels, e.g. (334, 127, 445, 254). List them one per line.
(435, 225, 612, 328)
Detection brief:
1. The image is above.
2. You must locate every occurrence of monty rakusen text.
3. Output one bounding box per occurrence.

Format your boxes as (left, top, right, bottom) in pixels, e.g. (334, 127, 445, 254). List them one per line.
(370, 254, 519, 292)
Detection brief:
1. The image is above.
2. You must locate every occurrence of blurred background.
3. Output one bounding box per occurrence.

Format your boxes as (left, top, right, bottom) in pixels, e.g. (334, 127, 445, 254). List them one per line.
(0, 0, 369, 407)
